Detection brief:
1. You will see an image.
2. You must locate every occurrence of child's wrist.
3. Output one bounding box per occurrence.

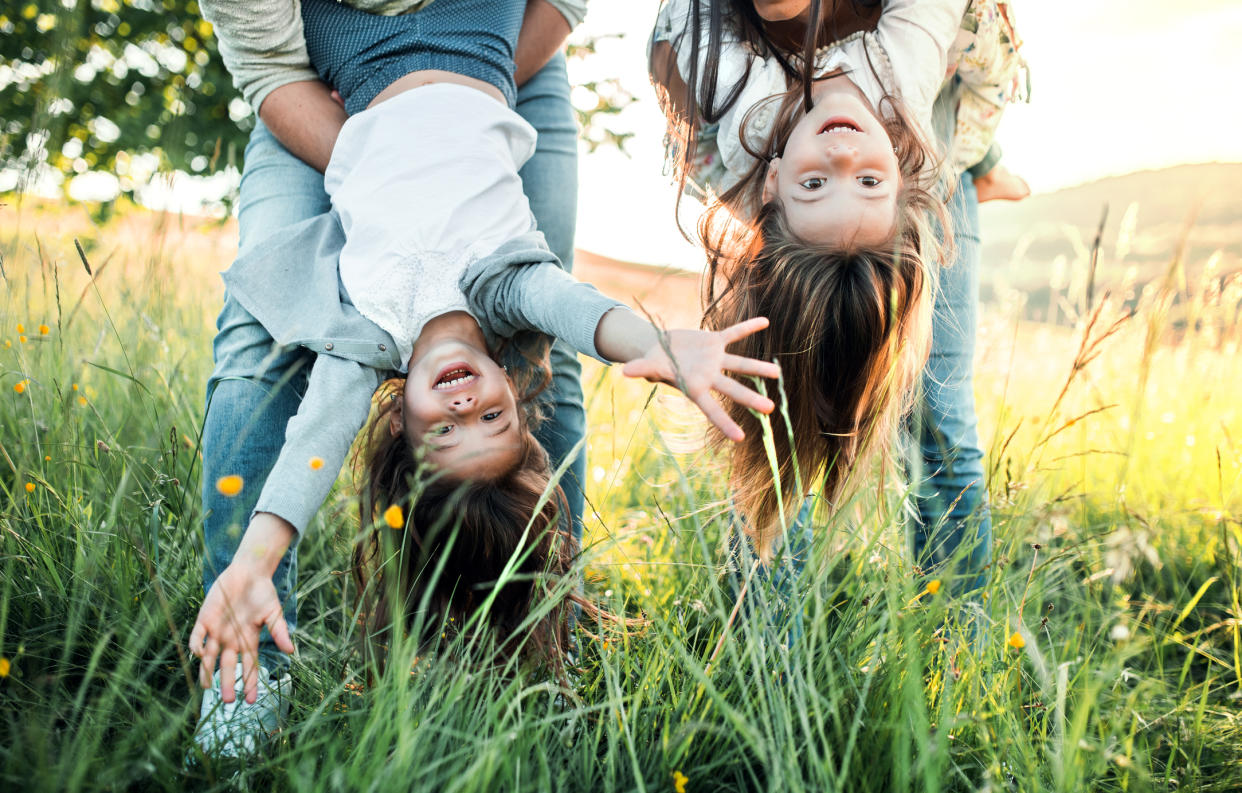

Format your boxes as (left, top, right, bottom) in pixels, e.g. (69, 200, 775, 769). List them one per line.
(233, 512, 296, 577)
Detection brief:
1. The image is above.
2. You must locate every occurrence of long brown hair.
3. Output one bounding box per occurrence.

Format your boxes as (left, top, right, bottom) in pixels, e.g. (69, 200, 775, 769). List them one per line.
(702, 85, 950, 558)
(351, 336, 582, 674)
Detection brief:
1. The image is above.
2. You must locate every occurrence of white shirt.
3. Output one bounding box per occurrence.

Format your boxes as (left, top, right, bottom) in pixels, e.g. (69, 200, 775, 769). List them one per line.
(657, 0, 967, 198)
(325, 83, 539, 369)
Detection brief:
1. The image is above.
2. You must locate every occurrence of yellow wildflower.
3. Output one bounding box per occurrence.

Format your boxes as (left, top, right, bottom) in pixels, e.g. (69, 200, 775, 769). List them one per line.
(14, 379, 29, 394)
(309, 456, 324, 470)
(0, 657, 9, 677)
(44, 455, 51, 462)
(25, 482, 35, 493)
(216, 475, 244, 497)
(3, 340, 9, 349)
(926, 579, 942, 596)
(72, 383, 79, 391)
(77, 396, 87, 406)
(672, 770, 688, 793)
(39, 324, 49, 335)
(18, 335, 26, 344)
(1007, 631, 1026, 650)
(15, 323, 24, 334)
(384, 504, 404, 529)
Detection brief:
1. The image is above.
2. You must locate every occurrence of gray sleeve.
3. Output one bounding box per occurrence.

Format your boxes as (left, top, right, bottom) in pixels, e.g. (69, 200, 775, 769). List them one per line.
(199, 0, 320, 113)
(464, 260, 624, 364)
(544, 0, 588, 29)
(251, 353, 381, 536)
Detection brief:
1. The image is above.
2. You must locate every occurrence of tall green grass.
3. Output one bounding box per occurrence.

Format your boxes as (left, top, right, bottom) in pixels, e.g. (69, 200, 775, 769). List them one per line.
(2, 200, 1240, 791)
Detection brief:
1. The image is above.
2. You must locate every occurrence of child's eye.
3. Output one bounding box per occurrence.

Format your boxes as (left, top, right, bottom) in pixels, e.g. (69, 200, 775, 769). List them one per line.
(857, 175, 880, 187)
(800, 177, 825, 190)
(431, 424, 453, 436)
(482, 411, 502, 422)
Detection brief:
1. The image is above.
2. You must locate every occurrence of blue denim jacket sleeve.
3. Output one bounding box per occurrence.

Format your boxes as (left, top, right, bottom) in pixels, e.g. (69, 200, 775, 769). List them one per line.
(462, 233, 624, 363)
(251, 352, 381, 536)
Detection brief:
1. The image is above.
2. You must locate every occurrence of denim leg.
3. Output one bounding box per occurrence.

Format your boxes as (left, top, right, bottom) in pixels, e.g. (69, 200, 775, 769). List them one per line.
(908, 174, 992, 594)
(201, 120, 330, 669)
(726, 497, 815, 648)
(514, 53, 586, 542)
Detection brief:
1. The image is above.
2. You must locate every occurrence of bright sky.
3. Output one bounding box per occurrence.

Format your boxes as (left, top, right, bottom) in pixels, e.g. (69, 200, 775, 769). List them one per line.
(571, 0, 1242, 268)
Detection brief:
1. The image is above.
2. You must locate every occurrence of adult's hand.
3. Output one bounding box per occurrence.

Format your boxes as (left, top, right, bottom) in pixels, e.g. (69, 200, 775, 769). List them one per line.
(257, 79, 348, 173)
(515, 0, 573, 87)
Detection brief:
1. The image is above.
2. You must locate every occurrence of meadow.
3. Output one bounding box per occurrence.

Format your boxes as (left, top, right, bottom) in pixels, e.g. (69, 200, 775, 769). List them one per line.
(2, 195, 1241, 792)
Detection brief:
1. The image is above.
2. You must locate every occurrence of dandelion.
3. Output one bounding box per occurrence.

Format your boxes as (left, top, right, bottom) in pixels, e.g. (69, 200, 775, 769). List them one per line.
(15, 324, 24, 334)
(77, 396, 87, 406)
(309, 456, 324, 470)
(0, 657, 9, 677)
(44, 455, 50, 462)
(384, 504, 404, 529)
(14, 379, 29, 394)
(72, 384, 78, 391)
(25, 482, 35, 493)
(216, 475, 244, 497)
(18, 335, 26, 344)
(672, 770, 689, 793)
(38, 324, 49, 335)
(926, 579, 942, 596)
(1007, 631, 1026, 650)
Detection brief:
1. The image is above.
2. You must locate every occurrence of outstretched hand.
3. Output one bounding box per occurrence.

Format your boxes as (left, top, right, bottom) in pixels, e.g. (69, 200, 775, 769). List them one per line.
(621, 317, 780, 441)
(189, 560, 294, 705)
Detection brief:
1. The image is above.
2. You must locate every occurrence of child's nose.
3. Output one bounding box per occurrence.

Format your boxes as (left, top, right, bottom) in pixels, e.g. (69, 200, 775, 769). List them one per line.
(448, 394, 475, 412)
(824, 144, 859, 165)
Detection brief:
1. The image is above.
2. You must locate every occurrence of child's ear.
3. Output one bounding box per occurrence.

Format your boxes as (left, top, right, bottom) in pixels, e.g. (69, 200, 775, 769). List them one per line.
(762, 157, 781, 204)
(387, 401, 404, 438)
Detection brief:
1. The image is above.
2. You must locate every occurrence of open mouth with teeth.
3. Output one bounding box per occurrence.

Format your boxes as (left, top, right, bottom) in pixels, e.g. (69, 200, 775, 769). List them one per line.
(433, 363, 478, 391)
(818, 116, 862, 135)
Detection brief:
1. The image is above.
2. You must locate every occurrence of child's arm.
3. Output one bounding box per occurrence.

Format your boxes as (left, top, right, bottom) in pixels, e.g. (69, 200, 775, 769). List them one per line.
(190, 353, 380, 704)
(462, 240, 780, 440)
(875, 0, 972, 126)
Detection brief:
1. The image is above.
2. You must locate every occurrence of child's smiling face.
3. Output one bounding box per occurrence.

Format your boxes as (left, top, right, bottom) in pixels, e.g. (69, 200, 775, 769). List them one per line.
(763, 78, 901, 248)
(397, 337, 522, 481)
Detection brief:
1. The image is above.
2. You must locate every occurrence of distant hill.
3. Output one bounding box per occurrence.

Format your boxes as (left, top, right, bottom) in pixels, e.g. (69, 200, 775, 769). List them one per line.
(977, 162, 1242, 309)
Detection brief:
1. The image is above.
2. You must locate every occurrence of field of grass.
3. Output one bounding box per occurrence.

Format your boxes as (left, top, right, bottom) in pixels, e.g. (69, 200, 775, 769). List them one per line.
(2, 197, 1241, 792)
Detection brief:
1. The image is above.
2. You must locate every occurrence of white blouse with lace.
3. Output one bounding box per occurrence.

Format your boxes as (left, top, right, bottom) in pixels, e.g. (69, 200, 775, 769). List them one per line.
(325, 83, 538, 369)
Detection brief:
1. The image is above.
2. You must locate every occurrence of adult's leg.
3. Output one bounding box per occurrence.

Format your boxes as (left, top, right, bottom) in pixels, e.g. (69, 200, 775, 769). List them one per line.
(200, 120, 330, 670)
(909, 172, 991, 594)
(513, 52, 587, 541)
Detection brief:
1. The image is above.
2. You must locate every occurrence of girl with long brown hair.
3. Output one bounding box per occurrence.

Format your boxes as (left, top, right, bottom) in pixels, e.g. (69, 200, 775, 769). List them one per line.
(650, 0, 1021, 571)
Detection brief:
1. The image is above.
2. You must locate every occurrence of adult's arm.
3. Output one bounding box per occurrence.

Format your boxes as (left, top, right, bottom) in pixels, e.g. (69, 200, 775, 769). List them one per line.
(515, 0, 577, 86)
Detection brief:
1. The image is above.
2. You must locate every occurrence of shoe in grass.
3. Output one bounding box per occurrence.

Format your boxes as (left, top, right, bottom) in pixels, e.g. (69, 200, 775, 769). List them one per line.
(191, 666, 292, 760)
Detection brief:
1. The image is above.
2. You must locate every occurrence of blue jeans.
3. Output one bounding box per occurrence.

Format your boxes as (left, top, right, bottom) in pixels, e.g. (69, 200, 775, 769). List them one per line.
(200, 55, 584, 670)
(909, 173, 992, 595)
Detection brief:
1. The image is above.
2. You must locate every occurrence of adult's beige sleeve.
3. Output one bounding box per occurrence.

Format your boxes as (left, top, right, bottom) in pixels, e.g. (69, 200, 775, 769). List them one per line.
(199, 0, 321, 114)
(544, 0, 588, 29)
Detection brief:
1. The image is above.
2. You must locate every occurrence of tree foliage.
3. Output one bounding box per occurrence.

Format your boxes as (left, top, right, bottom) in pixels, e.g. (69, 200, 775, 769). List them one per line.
(1, 0, 250, 198)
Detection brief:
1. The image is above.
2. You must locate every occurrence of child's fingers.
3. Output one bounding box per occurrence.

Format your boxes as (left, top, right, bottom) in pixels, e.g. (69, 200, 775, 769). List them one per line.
(241, 648, 259, 705)
(714, 376, 775, 414)
(721, 353, 780, 380)
(189, 621, 206, 658)
(620, 358, 665, 383)
(719, 316, 770, 344)
(199, 636, 221, 689)
(219, 649, 239, 704)
(267, 611, 296, 655)
(692, 392, 744, 441)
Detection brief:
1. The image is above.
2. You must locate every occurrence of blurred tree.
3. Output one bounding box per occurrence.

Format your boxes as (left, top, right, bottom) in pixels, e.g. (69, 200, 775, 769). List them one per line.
(0, 0, 250, 201)
(0, 0, 635, 205)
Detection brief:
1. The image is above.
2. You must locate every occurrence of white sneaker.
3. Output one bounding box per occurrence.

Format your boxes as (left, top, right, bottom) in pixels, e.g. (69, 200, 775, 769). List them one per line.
(191, 666, 292, 760)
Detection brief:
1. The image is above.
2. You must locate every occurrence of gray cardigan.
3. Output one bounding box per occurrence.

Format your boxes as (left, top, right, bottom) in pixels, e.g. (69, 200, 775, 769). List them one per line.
(222, 212, 622, 536)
